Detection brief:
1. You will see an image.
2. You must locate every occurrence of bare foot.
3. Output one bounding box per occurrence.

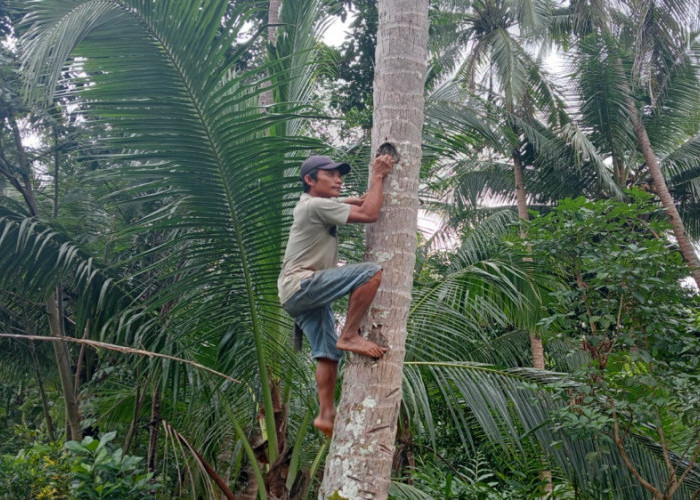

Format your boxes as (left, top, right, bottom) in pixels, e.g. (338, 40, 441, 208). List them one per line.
(336, 334, 388, 358)
(314, 416, 334, 437)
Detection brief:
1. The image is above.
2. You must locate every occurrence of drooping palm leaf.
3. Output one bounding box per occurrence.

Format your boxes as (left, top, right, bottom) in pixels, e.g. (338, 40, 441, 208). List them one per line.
(402, 361, 700, 498)
(569, 32, 637, 164)
(0, 206, 132, 330)
(19, 0, 330, 468)
(662, 133, 700, 237)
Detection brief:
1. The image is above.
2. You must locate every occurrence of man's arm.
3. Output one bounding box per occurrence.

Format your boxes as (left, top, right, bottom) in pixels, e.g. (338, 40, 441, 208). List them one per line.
(347, 154, 393, 223)
(343, 194, 366, 206)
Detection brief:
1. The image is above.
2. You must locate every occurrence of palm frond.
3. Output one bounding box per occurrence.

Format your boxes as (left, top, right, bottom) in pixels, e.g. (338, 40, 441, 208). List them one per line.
(487, 28, 530, 108)
(642, 38, 700, 152)
(423, 81, 501, 156)
(519, 117, 623, 200)
(403, 362, 700, 498)
(389, 481, 435, 500)
(569, 33, 637, 161)
(0, 208, 132, 330)
(19, 0, 331, 465)
(408, 220, 548, 365)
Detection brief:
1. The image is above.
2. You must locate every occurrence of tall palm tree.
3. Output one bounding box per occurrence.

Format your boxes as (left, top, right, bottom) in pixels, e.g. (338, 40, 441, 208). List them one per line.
(560, 0, 700, 287)
(319, 0, 430, 498)
(425, 0, 570, 379)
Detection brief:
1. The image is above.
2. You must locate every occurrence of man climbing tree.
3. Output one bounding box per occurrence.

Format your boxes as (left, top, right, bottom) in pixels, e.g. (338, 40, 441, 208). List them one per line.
(278, 154, 393, 437)
(319, 0, 430, 498)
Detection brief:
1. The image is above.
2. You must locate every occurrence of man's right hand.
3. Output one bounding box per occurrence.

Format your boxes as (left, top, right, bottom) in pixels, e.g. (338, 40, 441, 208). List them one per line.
(347, 155, 394, 224)
(372, 154, 394, 179)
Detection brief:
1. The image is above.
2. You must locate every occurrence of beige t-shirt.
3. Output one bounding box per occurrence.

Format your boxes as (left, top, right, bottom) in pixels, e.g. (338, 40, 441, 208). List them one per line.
(278, 193, 351, 304)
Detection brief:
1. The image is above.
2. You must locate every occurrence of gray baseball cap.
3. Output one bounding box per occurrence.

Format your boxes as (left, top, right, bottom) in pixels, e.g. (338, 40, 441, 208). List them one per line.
(300, 155, 351, 180)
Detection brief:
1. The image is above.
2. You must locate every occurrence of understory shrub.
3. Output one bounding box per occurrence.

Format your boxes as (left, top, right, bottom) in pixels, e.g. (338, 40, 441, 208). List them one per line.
(0, 431, 161, 499)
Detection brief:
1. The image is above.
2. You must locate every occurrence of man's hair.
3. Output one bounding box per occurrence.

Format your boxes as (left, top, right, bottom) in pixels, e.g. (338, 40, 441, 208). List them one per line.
(301, 169, 318, 192)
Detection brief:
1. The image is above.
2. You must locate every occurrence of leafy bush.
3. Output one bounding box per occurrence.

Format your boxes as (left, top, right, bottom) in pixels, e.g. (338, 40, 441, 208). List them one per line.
(524, 192, 700, 426)
(520, 192, 700, 496)
(0, 432, 161, 499)
(406, 453, 573, 500)
(0, 440, 71, 499)
(66, 431, 159, 499)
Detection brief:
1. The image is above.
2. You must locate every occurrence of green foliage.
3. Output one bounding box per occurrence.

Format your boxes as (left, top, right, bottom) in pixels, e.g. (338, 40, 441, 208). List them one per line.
(6, 0, 700, 498)
(522, 190, 700, 495)
(0, 431, 158, 500)
(0, 440, 71, 499)
(325, 0, 377, 130)
(65, 432, 158, 499)
(405, 452, 567, 500)
(9, 0, 336, 497)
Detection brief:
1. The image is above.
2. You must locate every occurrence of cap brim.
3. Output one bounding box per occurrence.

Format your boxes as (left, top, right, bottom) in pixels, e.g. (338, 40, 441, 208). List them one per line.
(318, 162, 351, 176)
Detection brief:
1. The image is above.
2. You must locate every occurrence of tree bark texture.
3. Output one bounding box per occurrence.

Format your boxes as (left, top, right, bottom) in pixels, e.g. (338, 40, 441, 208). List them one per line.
(513, 152, 546, 370)
(258, 0, 280, 111)
(625, 97, 700, 288)
(319, 1, 429, 499)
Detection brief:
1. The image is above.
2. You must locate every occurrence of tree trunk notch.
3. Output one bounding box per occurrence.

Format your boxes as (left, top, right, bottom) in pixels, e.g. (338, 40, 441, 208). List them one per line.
(319, 1, 429, 498)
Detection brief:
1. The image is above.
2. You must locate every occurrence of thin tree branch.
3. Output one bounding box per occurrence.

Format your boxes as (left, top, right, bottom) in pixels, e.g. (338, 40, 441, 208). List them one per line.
(74, 319, 90, 396)
(8, 114, 30, 185)
(667, 438, 700, 499)
(612, 410, 663, 498)
(0, 333, 241, 384)
(655, 410, 677, 491)
(122, 372, 149, 456)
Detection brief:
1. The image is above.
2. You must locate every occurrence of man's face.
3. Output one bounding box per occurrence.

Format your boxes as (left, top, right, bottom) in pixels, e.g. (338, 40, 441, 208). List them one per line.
(305, 168, 342, 198)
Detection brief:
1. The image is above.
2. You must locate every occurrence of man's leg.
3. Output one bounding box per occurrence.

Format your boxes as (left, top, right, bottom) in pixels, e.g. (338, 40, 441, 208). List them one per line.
(314, 357, 338, 437)
(336, 270, 387, 358)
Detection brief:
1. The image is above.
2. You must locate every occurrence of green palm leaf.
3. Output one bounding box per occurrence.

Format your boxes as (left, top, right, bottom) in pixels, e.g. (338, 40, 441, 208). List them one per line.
(0, 207, 131, 327)
(19, 0, 330, 468)
(402, 361, 700, 498)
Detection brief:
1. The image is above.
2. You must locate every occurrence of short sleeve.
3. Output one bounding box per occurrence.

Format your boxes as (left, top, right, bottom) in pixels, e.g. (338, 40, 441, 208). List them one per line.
(307, 198, 351, 227)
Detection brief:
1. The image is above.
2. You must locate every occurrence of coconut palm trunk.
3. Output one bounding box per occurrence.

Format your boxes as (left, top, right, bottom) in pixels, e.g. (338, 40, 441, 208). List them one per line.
(625, 97, 700, 288)
(319, 1, 429, 498)
(512, 151, 545, 370)
(597, 10, 700, 288)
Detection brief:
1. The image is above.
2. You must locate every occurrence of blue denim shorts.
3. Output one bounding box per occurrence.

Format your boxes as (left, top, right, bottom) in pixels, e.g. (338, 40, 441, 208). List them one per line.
(283, 262, 381, 361)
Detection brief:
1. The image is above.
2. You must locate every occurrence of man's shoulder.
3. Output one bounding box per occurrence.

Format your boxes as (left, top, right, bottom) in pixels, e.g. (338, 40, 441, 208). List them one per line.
(297, 193, 343, 212)
(299, 193, 340, 204)
(296, 193, 349, 225)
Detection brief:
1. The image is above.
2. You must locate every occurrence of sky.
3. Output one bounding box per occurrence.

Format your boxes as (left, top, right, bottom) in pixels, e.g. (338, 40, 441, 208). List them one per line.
(322, 13, 353, 48)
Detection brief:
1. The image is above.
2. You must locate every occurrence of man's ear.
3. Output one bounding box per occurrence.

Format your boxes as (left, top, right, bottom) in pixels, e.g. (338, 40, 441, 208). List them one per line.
(303, 174, 316, 186)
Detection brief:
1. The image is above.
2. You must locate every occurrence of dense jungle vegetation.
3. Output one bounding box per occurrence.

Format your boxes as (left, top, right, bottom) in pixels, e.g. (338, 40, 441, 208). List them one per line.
(0, 0, 699, 498)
